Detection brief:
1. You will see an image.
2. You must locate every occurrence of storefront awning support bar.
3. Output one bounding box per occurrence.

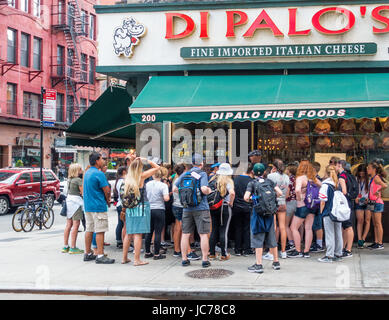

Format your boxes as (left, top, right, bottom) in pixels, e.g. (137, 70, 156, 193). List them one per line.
(91, 123, 134, 140)
(66, 132, 134, 144)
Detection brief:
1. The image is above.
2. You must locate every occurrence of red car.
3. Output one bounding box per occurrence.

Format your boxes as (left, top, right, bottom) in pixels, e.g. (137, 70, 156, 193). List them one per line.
(0, 168, 60, 215)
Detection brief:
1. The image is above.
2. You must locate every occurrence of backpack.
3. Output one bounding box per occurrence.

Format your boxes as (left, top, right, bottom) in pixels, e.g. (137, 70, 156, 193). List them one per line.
(326, 183, 351, 222)
(304, 180, 321, 211)
(178, 171, 203, 208)
(113, 180, 120, 203)
(207, 178, 224, 210)
(119, 183, 141, 209)
(344, 171, 359, 200)
(251, 179, 278, 217)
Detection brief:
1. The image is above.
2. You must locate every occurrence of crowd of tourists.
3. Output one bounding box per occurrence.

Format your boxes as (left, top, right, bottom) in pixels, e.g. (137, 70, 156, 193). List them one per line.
(61, 150, 387, 273)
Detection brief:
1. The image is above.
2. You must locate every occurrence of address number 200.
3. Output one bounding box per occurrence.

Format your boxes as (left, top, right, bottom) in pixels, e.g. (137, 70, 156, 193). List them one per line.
(141, 114, 156, 122)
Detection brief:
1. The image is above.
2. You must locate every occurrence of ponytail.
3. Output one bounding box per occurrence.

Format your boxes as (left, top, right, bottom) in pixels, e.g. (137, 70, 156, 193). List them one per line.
(370, 160, 387, 179)
(273, 158, 285, 174)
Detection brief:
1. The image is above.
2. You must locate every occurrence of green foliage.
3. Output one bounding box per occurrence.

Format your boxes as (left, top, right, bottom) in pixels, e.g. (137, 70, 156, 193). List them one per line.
(15, 160, 24, 167)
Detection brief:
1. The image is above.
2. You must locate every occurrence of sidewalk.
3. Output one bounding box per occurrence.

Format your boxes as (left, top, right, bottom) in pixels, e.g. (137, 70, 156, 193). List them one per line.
(1, 207, 388, 299)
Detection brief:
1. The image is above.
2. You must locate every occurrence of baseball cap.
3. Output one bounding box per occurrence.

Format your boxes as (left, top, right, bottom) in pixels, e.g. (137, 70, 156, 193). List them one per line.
(248, 150, 262, 157)
(192, 153, 203, 165)
(253, 163, 266, 176)
(211, 162, 221, 169)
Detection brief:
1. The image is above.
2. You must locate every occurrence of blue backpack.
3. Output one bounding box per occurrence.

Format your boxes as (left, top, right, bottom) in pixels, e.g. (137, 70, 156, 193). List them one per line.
(178, 171, 203, 208)
(304, 180, 321, 211)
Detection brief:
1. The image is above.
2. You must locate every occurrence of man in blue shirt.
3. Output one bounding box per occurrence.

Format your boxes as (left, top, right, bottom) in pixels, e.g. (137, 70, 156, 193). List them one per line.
(83, 152, 114, 264)
(173, 153, 212, 268)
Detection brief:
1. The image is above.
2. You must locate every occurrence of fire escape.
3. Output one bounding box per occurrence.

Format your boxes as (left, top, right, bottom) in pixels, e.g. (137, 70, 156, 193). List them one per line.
(51, 0, 89, 124)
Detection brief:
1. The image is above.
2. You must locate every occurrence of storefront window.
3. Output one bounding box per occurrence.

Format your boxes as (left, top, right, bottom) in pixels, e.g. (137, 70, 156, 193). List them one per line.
(256, 117, 389, 174)
(171, 122, 230, 165)
(12, 146, 40, 168)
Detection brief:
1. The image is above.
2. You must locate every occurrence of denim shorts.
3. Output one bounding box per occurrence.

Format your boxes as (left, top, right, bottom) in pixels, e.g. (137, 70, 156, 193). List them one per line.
(355, 204, 367, 211)
(294, 206, 312, 219)
(312, 214, 323, 231)
(172, 206, 183, 222)
(371, 203, 384, 213)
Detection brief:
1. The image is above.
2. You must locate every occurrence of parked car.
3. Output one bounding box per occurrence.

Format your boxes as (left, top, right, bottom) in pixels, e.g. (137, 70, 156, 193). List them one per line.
(0, 168, 60, 215)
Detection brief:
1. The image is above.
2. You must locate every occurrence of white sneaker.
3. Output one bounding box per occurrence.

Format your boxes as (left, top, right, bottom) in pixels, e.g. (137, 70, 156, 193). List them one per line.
(281, 251, 287, 259)
(262, 252, 274, 261)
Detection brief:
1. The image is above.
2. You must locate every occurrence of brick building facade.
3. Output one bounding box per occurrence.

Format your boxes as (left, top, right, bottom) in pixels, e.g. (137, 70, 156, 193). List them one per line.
(0, 0, 101, 170)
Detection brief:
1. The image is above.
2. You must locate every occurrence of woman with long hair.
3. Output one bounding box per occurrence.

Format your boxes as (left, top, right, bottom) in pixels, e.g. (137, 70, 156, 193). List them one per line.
(267, 159, 290, 259)
(144, 168, 170, 260)
(355, 164, 370, 249)
(121, 158, 159, 266)
(318, 165, 343, 262)
(288, 160, 321, 258)
(114, 166, 128, 249)
(62, 163, 84, 254)
(172, 163, 186, 257)
(285, 163, 298, 252)
(209, 163, 235, 261)
(366, 160, 387, 250)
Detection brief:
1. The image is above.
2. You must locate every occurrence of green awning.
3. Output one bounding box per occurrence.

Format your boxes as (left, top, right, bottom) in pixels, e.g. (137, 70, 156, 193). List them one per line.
(129, 73, 389, 123)
(66, 86, 135, 148)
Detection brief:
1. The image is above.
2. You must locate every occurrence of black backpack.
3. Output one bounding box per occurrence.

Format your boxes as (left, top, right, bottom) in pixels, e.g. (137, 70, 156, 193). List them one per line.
(344, 171, 359, 200)
(251, 179, 278, 216)
(207, 178, 224, 210)
(178, 171, 203, 208)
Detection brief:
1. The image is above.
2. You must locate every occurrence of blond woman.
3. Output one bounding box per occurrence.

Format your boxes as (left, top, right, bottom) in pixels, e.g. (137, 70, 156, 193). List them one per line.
(121, 157, 160, 266)
(209, 163, 235, 261)
(62, 163, 84, 254)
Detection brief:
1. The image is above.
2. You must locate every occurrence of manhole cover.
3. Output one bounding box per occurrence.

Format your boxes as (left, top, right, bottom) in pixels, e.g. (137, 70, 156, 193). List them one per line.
(185, 268, 234, 279)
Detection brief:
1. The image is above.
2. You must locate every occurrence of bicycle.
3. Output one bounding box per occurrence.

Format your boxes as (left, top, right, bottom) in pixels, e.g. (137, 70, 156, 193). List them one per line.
(12, 193, 40, 232)
(20, 194, 55, 232)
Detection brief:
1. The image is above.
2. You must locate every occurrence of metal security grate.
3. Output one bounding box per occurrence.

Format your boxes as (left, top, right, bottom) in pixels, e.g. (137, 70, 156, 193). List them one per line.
(185, 269, 234, 279)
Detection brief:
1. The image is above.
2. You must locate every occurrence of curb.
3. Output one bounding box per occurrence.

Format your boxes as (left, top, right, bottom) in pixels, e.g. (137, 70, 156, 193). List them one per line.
(1, 286, 389, 299)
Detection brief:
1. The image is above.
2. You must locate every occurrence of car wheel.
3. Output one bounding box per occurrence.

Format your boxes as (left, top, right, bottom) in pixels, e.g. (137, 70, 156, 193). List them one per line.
(45, 194, 55, 208)
(0, 196, 10, 215)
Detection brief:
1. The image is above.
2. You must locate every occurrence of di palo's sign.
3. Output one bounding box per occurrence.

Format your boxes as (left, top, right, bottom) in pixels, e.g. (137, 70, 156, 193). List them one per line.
(97, 4, 389, 67)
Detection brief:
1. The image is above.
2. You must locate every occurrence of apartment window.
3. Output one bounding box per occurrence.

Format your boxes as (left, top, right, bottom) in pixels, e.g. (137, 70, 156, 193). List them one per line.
(89, 100, 95, 107)
(66, 95, 74, 123)
(68, 3, 75, 31)
(32, 37, 42, 70)
(89, 14, 96, 40)
(7, 28, 17, 64)
(8, 0, 16, 8)
(81, 53, 87, 82)
(79, 98, 87, 115)
(20, 33, 30, 68)
(81, 10, 88, 36)
(58, 0, 65, 25)
(67, 48, 74, 78)
(33, 0, 40, 17)
(57, 45, 64, 76)
(56, 93, 64, 122)
(23, 92, 40, 119)
(89, 56, 95, 84)
(21, 0, 29, 12)
(7, 83, 17, 116)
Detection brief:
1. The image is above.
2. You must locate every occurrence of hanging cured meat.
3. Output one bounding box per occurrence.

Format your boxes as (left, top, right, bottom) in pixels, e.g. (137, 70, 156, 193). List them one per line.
(383, 118, 389, 132)
(296, 136, 310, 149)
(268, 120, 283, 134)
(340, 137, 356, 151)
(314, 119, 331, 134)
(339, 119, 356, 135)
(316, 136, 332, 149)
(359, 135, 375, 150)
(359, 119, 375, 133)
(294, 119, 310, 134)
(382, 136, 389, 149)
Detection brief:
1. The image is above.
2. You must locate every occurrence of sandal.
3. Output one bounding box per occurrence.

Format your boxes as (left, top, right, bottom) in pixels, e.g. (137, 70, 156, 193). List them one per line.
(121, 258, 131, 264)
(134, 260, 149, 266)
